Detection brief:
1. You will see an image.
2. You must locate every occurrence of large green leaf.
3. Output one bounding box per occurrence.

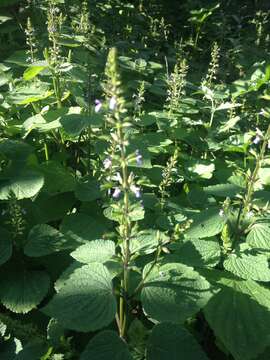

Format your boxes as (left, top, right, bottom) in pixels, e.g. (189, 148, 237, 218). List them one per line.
(75, 178, 101, 202)
(141, 263, 214, 324)
(0, 170, 44, 200)
(0, 227, 12, 266)
(246, 222, 270, 251)
(43, 263, 116, 332)
(80, 331, 132, 360)
(146, 322, 209, 360)
(204, 277, 270, 360)
(169, 237, 221, 268)
(60, 114, 103, 136)
(8, 84, 53, 105)
(185, 208, 225, 239)
(24, 224, 77, 257)
(70, 240, 115, 264)
(0, 139, 33, 161)
(223, 252, 270, 282)
(60, 213, 105, 242)
(0, 269, 50, 313)
(37, 161, 75, 195)
(203, 183, 242, 197)
(130, 230, 169, 256)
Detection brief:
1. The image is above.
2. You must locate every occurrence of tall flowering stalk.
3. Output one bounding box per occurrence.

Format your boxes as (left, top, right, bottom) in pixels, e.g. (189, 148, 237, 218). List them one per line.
(103, 48, 143, 337)
(45, 0, 64, 108)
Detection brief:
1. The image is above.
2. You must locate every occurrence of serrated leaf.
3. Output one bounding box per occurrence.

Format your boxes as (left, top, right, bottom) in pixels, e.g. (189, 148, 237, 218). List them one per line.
(185, 208, 225, 239)
(130, 230, 169, 255)
(75, 178, 101, 202)
(0, 170, 44, 200)
(47, 318, 65, 347)
(43, 263, 116, 332)
(23, 65, 47, 81)
(223, 252, 270, 282)
(146, 322, 209, 360)
(60, 114, 103, 136)
(141, 263, 214, 324)
(0, 139, 33, 160)
(247, 222, 270, 251)
(71, 240, 115, 264)
(60, 213, 105, 242)
(0, 227, 12, 266)
(204, 278, 270, 360)
(169, 237, 221, 268)
(16, 341, 49, 360)
(24, 224, 77, 257)
(0, 269, 50, 313)
(54, 261, 82, 293)
(38, 161, 75, 195)
(203, 183, 242, 197)
(80, 331, 132, 360)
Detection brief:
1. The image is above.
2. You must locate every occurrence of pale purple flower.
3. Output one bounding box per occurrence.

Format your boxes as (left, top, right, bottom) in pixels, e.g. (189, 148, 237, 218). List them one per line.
(95, 99, 102, 113)
(130, 184, 141, 198)
(135, 149, 143, 166)
(109, 96, 117, 110)
(112, 187, 121, 199)
(115, 172, 122, 183)
(103, 157, 112, 169)
(253, 135, 261, 145)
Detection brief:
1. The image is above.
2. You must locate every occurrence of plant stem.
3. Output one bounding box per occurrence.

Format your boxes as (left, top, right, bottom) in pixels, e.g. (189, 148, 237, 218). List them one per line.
(118, 120, 131, 338)
(237, 123, 270, 230)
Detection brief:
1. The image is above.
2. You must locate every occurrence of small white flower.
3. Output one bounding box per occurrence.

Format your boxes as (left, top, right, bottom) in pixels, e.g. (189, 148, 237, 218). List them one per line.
(112, 187, 121, 199)
(253, 135, 261, 145)
(246, 211, 253, 219)
(219, 209, 225, 217)
(103, 157, 112, 169)
(135, 149, 143, 166)
(95, 99, 102, 113)
(115, 172, 122, 183)
(109, 96, 117, 110)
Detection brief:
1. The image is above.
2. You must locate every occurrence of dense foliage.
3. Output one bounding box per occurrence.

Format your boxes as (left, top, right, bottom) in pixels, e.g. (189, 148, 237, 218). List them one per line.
(1, 0, 270, 359)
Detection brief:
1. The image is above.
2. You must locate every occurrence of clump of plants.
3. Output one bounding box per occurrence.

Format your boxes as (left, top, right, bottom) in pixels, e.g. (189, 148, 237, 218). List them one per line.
(1, 1, 270, 359)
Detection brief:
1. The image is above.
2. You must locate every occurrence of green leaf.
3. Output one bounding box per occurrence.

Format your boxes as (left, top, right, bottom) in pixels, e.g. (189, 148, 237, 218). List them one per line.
(104, 202, 144, 222)
(223, 252, 270, 282)
(0, 227, 12, 266)
(146, 322, 209, 360)
(75, 178, 101, 202)
(8, 83, 53, 105)
(169, 237, 221, 268)
(60, 213, 105, 242)
(24, 224, 77, 257)
(0, 139, 33, 161)
(130, 230, 169, 256)
(70, 240, 115, 264)
(247, 222, 270, 251)
(43, 263, 116, 332)
(203, 183, 242, 197)
(23, 65, 48, 81)
(185, 208, 225, 239)
(16, 341, 49, 360)
(80, 331, 132, 360)
(0, 338, 22, 360)
(204, 278, 270, 360)
(0, 170, 44, 200)
(0, 269, 50, 313)
(141, 263, 213, 324)
(38, 161, 75, 195)
(60, 114, 103, 136)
